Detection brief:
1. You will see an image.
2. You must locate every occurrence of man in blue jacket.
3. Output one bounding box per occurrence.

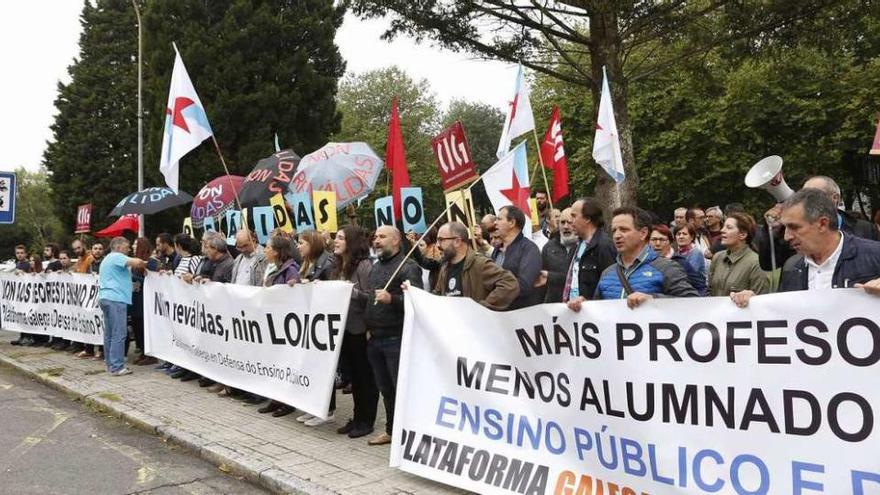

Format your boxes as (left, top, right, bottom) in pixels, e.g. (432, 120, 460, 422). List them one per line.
(492, 205, 543, 309)
(594, 206, 699, 307)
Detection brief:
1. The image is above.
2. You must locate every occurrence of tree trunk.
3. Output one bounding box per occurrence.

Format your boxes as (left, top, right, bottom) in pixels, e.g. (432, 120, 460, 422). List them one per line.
(589, 6, 638, 219)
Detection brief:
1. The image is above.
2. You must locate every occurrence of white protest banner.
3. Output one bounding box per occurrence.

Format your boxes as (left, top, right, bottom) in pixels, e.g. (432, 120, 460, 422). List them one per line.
(392, 288, 880, 495)
(144, 274, 351, 418)
(0, 272, 103, 345)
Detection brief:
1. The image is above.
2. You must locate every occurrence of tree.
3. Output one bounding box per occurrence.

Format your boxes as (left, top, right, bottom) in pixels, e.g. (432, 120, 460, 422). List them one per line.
(45, 0, 347, 237)
(44, 0, 140, 235)
(0, 168, 64, 258)
(334, 66, 443, 222)
(346, 0, 842, 210)
(142, 0, 346, 232)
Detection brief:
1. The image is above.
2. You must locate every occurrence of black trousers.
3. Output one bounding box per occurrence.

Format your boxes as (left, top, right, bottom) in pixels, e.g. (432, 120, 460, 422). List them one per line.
(132, 317, 144, 353)
(366, 335, 398, 434)
(341, 333, 378, 428)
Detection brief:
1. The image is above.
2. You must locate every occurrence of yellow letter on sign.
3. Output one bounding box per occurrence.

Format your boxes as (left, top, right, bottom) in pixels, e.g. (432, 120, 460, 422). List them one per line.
(312, 191, 338, 233)
(270, 193, 294, 233)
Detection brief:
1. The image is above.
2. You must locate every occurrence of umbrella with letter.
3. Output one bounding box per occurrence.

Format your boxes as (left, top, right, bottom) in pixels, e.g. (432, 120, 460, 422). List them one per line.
(109, 187, 193, 216)
(288, 142, 383, 209)
(239, 149, 301, 207)
(190, 175, 244, 228)
(95, 214, 139, 238)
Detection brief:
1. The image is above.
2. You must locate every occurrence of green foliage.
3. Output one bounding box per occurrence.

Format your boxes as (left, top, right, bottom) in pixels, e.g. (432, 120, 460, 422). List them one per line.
(0, 168, 64, 259)
(45, 0, 346, 237)
(44, 0, 139, 234)
(333, 66, 443, 222)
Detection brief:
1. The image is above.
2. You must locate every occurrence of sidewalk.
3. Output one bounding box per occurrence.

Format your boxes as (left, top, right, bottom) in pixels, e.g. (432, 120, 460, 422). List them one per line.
(0, 333, 464, 495)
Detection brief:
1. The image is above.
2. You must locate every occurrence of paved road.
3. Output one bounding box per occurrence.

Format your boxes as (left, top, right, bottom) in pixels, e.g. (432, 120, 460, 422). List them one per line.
(0, 364, 268, 495)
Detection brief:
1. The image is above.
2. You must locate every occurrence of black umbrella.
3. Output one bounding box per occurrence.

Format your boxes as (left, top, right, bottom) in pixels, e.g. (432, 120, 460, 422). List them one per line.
(109, 187, 193, 216)
(239, 149, 301, 207)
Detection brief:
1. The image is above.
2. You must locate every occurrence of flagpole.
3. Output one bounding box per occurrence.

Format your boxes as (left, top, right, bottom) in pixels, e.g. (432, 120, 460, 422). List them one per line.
(132, 0, 144, 237)
(377, 175, 487, 298)
(531, 129, 554, 211)
(210, 136, 248, 232)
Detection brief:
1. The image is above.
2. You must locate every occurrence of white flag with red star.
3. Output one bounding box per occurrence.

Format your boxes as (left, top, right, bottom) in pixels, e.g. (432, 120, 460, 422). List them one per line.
(159, 46, 214, 193)
(483, 141, 532, 235)
(593, 66, 625, 183)
(496, 64, 535, 159)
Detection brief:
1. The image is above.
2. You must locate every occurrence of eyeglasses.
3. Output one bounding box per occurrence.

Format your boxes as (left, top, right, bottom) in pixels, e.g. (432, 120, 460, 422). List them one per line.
(649, 237, 669, 242)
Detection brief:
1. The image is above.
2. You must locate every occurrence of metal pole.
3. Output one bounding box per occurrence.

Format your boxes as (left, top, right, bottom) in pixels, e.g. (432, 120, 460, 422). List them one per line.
(132, 0, 144, 237)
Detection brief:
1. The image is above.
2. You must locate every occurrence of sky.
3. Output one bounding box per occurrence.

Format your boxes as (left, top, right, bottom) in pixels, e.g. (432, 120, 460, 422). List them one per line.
(0, 2, 513, 173)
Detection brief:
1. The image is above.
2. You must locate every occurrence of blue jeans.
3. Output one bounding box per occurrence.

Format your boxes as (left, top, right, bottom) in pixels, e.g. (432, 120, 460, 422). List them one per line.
(100, 300, 128, 373)
(366, 336, 401, 435)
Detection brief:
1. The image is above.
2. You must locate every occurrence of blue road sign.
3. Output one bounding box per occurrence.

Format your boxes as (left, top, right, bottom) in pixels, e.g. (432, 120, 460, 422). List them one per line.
(0, 172, 16, 224)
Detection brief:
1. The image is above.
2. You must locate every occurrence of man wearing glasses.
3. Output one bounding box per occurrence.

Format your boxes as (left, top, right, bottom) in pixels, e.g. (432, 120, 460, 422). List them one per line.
(434, 221, 518, 310)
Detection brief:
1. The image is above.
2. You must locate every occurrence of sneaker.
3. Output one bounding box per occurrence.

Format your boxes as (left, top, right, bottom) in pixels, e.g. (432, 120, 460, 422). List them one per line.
(111, 368, 132, 377)
(305, 412, 335, 426)
(296, 413, 314, 423)
(156, 362, 173, 370)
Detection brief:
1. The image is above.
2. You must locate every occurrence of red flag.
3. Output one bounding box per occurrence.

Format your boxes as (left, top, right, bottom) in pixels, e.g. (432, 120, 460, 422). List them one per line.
(871, 117, 880, 156)
(540, 106, 570, 202)
(385, 98, 411, 218)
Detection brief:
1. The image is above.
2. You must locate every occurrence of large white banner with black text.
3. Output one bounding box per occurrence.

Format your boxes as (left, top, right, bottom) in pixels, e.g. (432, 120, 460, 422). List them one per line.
(0, 272, 103, 345)
(392, 287, 880, 495)
(144, 274, 352, 418)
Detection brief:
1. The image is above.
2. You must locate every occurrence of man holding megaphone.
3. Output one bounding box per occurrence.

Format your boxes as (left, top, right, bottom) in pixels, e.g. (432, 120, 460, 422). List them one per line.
(754, 174, 878, 272)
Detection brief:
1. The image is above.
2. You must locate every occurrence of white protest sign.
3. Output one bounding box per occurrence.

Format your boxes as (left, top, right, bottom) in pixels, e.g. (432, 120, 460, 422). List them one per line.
(0, 272, 103, 345)
(144, 274, 352, 418)
(392, 288, 880, 495)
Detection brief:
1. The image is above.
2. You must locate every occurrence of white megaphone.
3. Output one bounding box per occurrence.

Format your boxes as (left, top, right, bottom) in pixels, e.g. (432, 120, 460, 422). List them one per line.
(744, 155, 794, 203)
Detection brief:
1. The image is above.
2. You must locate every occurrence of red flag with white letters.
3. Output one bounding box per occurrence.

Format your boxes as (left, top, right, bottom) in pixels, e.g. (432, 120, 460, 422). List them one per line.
(540, 106, 570, 202)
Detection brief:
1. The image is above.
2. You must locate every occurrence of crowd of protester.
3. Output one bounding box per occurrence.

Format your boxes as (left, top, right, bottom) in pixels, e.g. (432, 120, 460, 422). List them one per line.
(6, 174, 880, 447)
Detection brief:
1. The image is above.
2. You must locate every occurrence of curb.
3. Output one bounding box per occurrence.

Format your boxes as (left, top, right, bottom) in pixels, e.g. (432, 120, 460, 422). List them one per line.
(0, 351, 332, 495)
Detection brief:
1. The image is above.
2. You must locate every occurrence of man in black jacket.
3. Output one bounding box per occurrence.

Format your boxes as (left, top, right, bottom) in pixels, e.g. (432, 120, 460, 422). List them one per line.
(364, 226, 423, 446)
(492, 206, 542, 309)
(564, 197, 617, 312)
(755, 175, 878, 271)
(541, 208, 578, 303)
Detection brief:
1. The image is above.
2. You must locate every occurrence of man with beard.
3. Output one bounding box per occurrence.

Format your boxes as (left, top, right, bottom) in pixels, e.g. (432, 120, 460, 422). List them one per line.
(540, 208, 578, 303)
(434, 222, 518, 309)
(535, 190, 551, 236)
(363, 226, 423, 446)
